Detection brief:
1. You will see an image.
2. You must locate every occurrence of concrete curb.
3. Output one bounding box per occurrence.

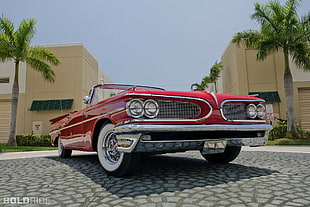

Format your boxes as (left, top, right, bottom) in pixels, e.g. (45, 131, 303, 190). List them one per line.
(0, 150, 96, 160)
(242, 145, 310, 153)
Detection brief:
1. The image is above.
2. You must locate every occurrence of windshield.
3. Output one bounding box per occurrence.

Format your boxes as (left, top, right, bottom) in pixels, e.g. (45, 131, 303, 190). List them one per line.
(90, 87, 125, 105)
(89, 84, 165, 105)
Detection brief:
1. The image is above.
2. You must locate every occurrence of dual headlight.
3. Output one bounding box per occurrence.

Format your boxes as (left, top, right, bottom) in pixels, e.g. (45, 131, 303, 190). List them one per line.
(247, 104, 266, 119)
(126, 99, 159, 118)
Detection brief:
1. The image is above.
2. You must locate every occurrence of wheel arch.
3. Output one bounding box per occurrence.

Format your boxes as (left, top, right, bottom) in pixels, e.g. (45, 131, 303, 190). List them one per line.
(92, 118, 113, 151)
(50, 131, 60, 147)
(53, 137, 59, 147)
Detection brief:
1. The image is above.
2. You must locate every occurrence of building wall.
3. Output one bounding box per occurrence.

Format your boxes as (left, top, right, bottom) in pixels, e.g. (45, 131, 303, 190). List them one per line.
(0, 43, 106, 142)
(0, 62, 27, 94)
(221, 41, 310, 130)
(220, 43, 240, 95)
(0, 61, 27, 142)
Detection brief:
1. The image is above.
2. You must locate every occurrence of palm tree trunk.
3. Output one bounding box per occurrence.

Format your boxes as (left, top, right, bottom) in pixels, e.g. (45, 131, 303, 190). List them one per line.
(283, 51, 297, 137)
(214, 81, 217, 93)
(7, 61, 19, 146)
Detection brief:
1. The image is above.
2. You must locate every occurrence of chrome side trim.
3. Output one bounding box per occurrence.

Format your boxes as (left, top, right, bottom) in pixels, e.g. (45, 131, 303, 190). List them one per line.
(220, 99, 266, 122)
(209, 92, 219, 106)
(52, 108, 125, 133)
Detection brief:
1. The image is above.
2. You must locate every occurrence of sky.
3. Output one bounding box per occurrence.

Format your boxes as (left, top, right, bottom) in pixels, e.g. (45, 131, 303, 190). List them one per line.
(1, 0, 309, 91)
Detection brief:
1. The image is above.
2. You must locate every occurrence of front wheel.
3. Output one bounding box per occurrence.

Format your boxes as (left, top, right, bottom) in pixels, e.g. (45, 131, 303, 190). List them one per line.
(200, 146, 242, 163)
(97, 123, 140, 176)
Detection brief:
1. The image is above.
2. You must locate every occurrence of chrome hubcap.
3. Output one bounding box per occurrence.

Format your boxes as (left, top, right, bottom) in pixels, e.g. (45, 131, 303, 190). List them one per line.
(103, 132, 120, 164)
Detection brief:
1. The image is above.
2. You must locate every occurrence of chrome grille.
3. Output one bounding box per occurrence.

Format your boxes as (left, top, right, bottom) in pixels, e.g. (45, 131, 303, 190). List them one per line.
(156, 100, 201, 119)
(222, 103, 247, 120)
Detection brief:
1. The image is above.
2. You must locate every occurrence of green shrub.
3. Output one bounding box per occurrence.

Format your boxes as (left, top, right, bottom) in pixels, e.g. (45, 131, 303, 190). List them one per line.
(16, 134, 51, 147)
(269, 125, 287, 140)
(269, 124, 308, 140)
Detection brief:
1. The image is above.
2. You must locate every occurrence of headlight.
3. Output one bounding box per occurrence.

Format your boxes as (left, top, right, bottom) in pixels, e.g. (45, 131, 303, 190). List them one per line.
(144, 99, 159, 118)
(247, 104, 257, 119)
(256, 104, 266, 119)
(126, 99, 144, 118)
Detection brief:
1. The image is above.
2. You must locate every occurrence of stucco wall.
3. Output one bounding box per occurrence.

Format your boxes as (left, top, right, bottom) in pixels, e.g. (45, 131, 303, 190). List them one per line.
(0, 43, 103, 141)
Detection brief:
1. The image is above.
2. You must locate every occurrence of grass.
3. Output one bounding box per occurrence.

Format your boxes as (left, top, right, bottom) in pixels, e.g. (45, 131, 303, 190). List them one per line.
(0, 143, 57, 153)
(267, 139, 310, 145)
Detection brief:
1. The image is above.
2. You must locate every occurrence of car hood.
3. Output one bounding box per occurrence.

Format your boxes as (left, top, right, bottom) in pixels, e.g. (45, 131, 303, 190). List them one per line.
(124, 90, 263, 107)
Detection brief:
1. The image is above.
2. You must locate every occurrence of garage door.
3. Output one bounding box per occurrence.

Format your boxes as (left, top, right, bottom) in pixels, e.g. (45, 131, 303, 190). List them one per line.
(0, 101, 11, 143)
(298, 88, 310, 131)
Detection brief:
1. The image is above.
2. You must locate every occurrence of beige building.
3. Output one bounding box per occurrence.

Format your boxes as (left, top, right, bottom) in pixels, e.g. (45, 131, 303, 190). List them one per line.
(220, 41, 310, 131)
(0, 43, 108, 143)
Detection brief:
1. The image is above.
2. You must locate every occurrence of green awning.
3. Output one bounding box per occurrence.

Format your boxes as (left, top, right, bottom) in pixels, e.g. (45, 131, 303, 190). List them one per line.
(30, 99, 73, 111)
(248, 91, 281, 103)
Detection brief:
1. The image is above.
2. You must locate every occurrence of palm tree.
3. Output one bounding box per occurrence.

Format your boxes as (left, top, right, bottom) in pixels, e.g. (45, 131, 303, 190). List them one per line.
(191, 61, 223, 92)
(0, 15, 60, 146)
(191, 76, 212, 91)
(232, 0, 310, 135)
(209, 61, 223, 93)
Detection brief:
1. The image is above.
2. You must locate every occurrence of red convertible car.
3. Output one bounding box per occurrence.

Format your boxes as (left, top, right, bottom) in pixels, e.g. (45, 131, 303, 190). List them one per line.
(50, 84, 272, 176)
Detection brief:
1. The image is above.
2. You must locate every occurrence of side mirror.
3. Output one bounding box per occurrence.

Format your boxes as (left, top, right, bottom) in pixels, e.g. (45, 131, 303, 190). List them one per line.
(83, 96, 91, 104)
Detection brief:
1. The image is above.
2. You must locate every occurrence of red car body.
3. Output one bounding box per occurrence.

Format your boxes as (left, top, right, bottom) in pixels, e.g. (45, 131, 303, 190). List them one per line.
(50, 84, 272, 176)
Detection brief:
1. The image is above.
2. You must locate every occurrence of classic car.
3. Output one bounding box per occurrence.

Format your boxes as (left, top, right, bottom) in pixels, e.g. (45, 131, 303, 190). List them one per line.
(50, 84, 272, 176)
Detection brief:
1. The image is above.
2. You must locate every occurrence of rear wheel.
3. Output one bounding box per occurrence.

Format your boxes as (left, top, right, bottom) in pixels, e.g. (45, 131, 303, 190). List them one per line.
(58, 138, 72, 158)
(97, 123, 140, 176)
(201, 146, 242, 163)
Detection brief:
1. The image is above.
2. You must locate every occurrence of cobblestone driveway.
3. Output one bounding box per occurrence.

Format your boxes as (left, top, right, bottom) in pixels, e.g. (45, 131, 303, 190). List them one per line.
(0, 150, 309, 207)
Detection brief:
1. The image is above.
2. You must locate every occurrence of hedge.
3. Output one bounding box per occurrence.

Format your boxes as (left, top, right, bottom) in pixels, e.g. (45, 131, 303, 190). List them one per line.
(269, 125, 310, 140)
(16, 134, 52, 147)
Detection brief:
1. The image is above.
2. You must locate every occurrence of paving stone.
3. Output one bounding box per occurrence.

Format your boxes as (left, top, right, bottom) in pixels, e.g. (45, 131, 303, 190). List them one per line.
(161, 202, 177, 207)
(0, 151, 309, 206)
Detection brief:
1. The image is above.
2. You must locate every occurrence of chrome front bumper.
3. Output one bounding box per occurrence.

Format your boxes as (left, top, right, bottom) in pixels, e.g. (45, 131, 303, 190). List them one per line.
(114, 124, 272, 153)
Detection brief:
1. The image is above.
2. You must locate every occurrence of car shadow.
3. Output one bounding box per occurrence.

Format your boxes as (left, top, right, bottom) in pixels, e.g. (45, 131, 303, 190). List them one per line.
(48, 153, 278, 198)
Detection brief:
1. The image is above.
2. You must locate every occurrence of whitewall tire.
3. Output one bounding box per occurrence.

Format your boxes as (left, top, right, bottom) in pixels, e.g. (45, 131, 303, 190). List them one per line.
(97, 123, 140, 176)
(58, 138, 72, 158)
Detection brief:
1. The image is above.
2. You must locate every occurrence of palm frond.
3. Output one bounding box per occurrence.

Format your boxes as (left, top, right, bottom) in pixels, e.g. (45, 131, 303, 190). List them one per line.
(26, 57, 56, 83)
(28, 47, 60, 66)
(0, 14, 16, 43)
(300, 12, 310, 41)
(251, 2, 279, 33)
(232, 30, 262, 49)
(284, 0, 300, 21)
(289, 42, 310, 70)
(269, 0, 285, 25)
(201, 76, 212, 85)
(15, 18, 36, 50)
(256, 38, 280, 60)
(209, 61, 223, 82)
(191, 83, 201, 91)
(255, 26, 282, 60)
(0, 34, 14, 61)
